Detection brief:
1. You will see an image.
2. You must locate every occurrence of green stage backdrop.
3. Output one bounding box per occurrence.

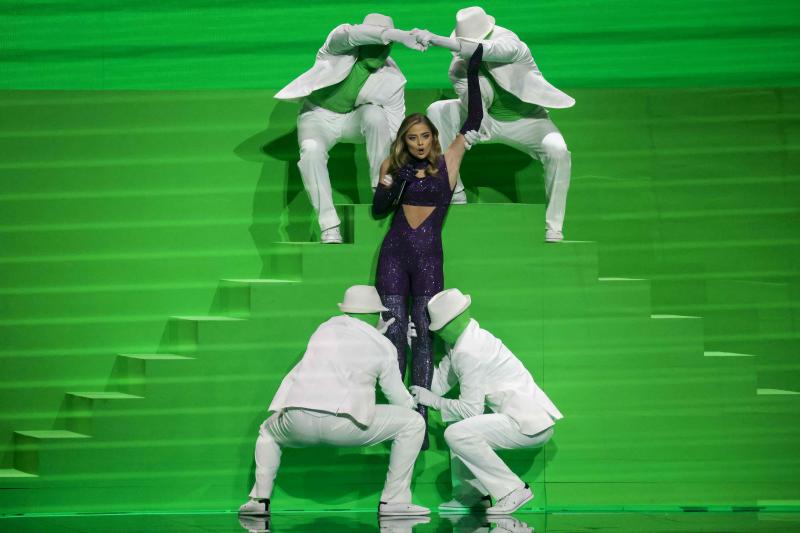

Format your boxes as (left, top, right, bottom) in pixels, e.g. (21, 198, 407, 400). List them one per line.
(1, 0, 799, 516)
(2, 0, 800, 89)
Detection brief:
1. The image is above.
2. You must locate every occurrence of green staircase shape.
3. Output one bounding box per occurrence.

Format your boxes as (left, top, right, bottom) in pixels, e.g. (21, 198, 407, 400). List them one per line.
(651, 279, 800, 391)
(1, 88, 798, 515)
(2, 203, 799, 515)
(13, 430, 91, 477)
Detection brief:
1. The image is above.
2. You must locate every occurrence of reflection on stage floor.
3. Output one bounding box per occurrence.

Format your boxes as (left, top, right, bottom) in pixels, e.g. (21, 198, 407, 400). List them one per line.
(2, 511, 800, 532)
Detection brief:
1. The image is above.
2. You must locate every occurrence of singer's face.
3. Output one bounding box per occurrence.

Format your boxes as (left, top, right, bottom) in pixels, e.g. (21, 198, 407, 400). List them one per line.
(405, 123, 433, 160)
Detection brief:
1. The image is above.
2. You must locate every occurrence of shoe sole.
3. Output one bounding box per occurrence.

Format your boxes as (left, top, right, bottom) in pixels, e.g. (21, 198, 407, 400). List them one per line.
(486, 491, 533, 514)
(238, 510, 269, 516)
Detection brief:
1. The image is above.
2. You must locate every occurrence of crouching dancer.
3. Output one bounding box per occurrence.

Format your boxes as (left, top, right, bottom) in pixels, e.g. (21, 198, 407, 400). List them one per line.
(410, 288, 563, 514)
(239, 285, 429, 517)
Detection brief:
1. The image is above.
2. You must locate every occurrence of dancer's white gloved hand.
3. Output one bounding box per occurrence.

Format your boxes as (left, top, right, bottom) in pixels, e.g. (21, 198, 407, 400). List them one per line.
(406, 320, 417, 348)
(383, 29, 427, 51)
(409, 386, 443, 409)
(377, 314, 395, 335)
(410, 28, 436, 47)
(412, 32, 462, 53)
(463, 129, 482, 150)
(409, 395, 419, 409)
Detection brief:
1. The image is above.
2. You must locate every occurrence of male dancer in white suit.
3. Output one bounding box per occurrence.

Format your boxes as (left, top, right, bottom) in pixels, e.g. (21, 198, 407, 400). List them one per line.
(410, 288, 563, 514)
(239, 285, 429, 517)
(415, 6, 575, 241)
(275, 14, 426, 243)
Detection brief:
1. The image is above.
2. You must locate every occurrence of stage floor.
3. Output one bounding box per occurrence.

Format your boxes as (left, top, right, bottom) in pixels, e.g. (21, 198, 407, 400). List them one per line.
(2, 511, 800, 532)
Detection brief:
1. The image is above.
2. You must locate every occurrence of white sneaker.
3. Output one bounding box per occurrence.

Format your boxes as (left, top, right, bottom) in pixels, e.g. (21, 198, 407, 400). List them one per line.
(451, 189, 468, 204)
(486, 484, 533, 514)
(378, 501, 431, 516)
(545, 229, 563, 242)
(238, 498, 270, 516)
(438, 495, 491, 513)
(320, 226, 343, 244)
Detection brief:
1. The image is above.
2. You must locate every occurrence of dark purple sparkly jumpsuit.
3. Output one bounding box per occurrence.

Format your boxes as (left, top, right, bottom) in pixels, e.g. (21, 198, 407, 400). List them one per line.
(376, 156, 453, 297)
(376, 156, 452, 447)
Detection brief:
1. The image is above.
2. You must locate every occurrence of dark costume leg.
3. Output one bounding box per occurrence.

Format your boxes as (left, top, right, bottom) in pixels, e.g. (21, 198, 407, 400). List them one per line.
(381, 294, 409, 378)
(411, 295, 434, 450)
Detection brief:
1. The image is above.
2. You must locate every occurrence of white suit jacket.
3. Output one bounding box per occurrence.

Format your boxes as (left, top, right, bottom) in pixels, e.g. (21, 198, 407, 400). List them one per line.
(431, 319, 563, 435)
(275, 23, 407, 134)
(268, 315, 415, 426)
(449, 25, 575, 110)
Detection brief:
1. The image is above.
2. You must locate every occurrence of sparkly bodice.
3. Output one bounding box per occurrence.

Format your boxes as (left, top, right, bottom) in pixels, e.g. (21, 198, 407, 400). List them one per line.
(401, 157, 452, 207)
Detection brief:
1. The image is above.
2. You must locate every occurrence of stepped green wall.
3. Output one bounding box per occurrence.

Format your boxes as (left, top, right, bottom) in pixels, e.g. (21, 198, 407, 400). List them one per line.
(1, 0, 799, 515)
(2, 0, 799, 89)
(1, 88, 799, 514)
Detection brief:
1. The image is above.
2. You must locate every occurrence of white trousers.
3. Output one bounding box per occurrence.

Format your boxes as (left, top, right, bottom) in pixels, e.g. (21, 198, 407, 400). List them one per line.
(427, 99, 572, 233)
(444, 413, 554, 501)
(297, 103, 394, 231)
(249, 406, 424, 504)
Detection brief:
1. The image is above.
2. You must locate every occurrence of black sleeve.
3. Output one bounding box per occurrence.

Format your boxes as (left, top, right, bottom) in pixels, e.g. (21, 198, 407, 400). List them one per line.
(372, 164, 417, 218)
(372, 179, 406, 218)
(459, 43, 484, 134)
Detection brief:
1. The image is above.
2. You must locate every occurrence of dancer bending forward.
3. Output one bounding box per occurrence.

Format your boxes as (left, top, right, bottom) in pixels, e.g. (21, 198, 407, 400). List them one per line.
(416, 6, 575, 242)
(239, 285, 428, 517)
(412, 288, 563, 514)
(275, 13, 426, 243)
(372, 44, 484, 449)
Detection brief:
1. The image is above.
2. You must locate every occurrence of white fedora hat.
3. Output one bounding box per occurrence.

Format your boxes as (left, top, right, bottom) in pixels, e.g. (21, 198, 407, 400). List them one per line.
(363, 13, 394, 29)
(339, 285, 389, 313)
(428, 288, 472, 331)
(453, 6, 495, 40)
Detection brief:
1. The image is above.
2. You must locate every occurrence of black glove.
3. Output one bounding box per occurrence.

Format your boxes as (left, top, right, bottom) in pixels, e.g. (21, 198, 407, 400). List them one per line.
(459, 43, 484, 134)
(371, 164, 415, 217)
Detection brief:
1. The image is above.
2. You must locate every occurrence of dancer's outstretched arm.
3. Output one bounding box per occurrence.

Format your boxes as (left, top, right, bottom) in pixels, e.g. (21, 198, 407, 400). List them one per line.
(378, 351, 418, 409)
(327, 24, 427, 55)
(412, 29, 522, 63)
(410, 352, 485, 422)
(430, 354, 458, 396)
(440, 44, 484, 189)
